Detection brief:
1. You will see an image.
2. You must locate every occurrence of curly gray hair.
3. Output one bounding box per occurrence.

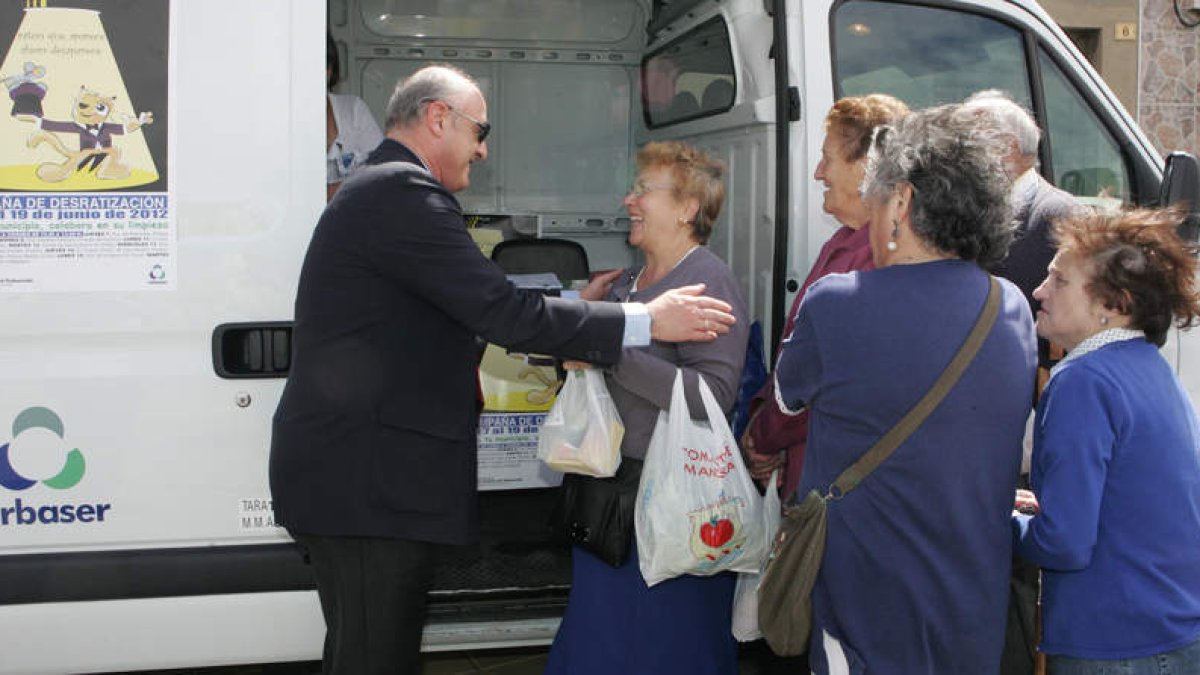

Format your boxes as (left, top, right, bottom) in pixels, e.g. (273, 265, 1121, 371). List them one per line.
(861, 103, 1015, 266)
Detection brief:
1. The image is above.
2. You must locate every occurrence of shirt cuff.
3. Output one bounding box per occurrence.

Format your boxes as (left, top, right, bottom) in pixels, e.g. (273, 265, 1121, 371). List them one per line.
(1012, 514, 1032, 547)
(621, 303, 651, 347)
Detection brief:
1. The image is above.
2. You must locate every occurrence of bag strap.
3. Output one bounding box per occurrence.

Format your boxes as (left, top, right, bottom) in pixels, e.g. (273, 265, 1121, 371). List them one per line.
(827, 276, 1001, 499)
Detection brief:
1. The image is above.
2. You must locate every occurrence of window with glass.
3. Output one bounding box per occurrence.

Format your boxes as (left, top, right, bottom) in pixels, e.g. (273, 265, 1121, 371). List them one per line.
(834, 1, 1031, 109)
(642, 17, 736, 128)
(833, 1, 1134, 208)
(1038, 48, 1129, 208)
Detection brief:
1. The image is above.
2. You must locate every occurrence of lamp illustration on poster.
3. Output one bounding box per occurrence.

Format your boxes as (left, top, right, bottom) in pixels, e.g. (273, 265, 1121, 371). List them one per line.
(0, 3, 157, 190)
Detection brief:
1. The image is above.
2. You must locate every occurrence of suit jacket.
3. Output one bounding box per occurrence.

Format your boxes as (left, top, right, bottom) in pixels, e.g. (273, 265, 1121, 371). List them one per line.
(269, 139, 625, 545)
(991, 173, 1082, 373)
(992, 173, 1082, 313)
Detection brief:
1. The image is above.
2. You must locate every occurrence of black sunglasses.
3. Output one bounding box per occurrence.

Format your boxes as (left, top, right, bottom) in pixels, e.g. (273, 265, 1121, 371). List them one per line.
(443, 103, 491, 143)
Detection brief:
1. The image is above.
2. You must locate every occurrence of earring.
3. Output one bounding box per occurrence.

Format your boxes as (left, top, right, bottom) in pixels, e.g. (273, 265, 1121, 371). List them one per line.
(887, 219, 899, 251)
(1100, 316, 1109, 326)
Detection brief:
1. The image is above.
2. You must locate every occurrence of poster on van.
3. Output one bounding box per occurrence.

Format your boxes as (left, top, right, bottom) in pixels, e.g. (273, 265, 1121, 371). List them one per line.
(0, 0, 171, 292)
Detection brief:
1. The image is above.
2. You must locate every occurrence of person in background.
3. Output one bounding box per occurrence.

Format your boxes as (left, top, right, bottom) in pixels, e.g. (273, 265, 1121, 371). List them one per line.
(1013, 208, 1200, 675)
(544, 140, 749, 675)
(270, 64, 737, 675)
(774, 103, 1036, 673)
(741, 94, 909, 500)
(326, 33, 384, 201)
(960, 89, 1087, 675)
(962, 90, 1082, 315)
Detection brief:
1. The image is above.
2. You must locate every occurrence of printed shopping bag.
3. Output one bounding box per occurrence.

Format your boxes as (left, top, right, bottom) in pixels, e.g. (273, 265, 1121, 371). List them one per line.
(731, 469, 782, 641)
(635, 370, 769, 586)
(537, 369, 624, 477)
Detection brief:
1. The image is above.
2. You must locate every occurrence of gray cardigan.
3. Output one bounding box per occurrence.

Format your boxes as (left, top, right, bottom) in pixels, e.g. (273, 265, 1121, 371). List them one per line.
(605, 246, 750, 460)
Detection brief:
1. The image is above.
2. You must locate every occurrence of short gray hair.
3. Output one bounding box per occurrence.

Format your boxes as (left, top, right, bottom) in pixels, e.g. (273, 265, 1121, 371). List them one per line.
(384, 64, 479, 131)
(961, 89, 1040, 157)
(862, 103, 1015, 266)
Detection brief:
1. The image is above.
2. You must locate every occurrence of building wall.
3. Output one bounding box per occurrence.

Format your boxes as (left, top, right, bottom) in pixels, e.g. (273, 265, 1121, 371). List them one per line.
(1139, 0, 1200, 157)
(1040, 0, 1140, 115)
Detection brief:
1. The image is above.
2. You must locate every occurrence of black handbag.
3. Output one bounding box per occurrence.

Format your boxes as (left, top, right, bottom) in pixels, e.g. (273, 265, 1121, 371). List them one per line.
(548, 457, 643, 567)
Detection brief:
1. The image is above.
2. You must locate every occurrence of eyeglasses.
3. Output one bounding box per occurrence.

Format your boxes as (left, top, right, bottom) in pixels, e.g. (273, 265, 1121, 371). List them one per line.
(627, 180, 673, 198)
(437, 101, 491, 143)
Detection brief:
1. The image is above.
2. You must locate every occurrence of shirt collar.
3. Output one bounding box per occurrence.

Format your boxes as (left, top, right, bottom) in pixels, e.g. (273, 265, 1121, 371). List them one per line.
(1048, 328, 1146, 382)
(842, 223, 872, 247)
(397, 141, 432, 173)
(823, 223, 871, 253)
(1010, 168, 1039, 205)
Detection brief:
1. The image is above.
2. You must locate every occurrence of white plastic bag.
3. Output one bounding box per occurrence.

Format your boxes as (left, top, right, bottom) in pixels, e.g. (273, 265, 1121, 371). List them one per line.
(731, 469, 782, 641)
(537, 369, 624, 478)
(636, 370, 769, 587)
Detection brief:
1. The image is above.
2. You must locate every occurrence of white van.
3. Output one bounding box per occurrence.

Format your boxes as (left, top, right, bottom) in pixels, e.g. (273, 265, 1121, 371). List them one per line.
(1, 0, 1196, 672)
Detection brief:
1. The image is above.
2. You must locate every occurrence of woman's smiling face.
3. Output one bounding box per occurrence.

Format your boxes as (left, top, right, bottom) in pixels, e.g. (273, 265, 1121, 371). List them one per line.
(624, 165, 686, 252)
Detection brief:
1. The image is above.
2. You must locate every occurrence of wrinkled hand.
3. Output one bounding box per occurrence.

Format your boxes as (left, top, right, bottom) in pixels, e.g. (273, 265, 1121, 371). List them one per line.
(645, 284, 735, 343)
(1014, 488, 1039, 516)
(562, 360, 592, 370)
(743, 438, 785, 485)
(579, 269, 623, 301)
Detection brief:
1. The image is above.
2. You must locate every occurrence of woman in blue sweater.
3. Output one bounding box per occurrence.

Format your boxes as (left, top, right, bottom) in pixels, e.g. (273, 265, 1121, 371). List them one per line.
(776, 104, 1037, 673)
(1014, 208, 1200, 674)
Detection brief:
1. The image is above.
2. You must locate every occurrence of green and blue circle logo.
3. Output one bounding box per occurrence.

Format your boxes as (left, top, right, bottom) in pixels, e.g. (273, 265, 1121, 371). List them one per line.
(0, 407, 85, 491)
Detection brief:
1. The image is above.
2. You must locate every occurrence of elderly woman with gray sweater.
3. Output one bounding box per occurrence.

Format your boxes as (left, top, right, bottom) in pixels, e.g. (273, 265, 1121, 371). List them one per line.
(545, 140, 749, 675)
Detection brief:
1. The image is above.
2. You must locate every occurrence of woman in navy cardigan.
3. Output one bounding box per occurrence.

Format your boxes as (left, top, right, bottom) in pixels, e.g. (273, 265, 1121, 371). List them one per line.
(1014, 208, 1200, 674)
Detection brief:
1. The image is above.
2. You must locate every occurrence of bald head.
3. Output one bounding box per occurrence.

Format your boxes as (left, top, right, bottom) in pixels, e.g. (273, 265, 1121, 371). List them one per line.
(385, 64, 481, 132)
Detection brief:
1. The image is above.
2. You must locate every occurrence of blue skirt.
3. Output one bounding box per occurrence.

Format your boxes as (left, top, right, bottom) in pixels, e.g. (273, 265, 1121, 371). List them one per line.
(545, 539, 738, 675)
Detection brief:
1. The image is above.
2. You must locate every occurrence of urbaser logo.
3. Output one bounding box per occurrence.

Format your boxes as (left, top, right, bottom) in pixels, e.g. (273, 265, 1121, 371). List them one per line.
(0, 406, 111, 526)
(0, 406, 85, 490)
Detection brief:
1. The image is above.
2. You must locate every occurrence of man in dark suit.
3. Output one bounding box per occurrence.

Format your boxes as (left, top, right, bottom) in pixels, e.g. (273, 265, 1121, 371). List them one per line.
(964, 90, 1083, 313)
(269, 64, 736, 675)
(962, 90, 1083, 675)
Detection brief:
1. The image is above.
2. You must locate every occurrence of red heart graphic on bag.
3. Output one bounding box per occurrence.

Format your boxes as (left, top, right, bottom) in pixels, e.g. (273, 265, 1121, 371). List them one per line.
(700, 517, 734, 547)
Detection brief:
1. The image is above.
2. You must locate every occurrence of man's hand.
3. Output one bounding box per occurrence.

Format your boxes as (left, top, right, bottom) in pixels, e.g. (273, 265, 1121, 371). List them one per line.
(645, 284, 735, 342)
(578, 269, 623, 301)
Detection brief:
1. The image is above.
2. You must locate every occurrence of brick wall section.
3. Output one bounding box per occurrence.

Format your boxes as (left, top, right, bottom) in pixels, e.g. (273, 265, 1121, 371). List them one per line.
(1139, 0, 1200, 157)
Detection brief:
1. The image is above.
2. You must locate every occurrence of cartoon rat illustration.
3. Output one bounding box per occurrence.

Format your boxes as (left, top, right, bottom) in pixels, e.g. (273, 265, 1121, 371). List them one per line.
(15, 85, 153, 182)
(2, 61, 47, 119)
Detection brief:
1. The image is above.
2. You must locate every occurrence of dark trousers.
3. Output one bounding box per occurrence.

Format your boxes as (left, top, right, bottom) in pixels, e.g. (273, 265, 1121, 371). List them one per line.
(292, 532, 437, 675)
(1001, 556, 1041, 675)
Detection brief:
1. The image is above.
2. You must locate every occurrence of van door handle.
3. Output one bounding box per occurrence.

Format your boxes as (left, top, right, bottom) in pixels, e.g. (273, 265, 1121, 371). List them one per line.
(212, 322, 293, 378)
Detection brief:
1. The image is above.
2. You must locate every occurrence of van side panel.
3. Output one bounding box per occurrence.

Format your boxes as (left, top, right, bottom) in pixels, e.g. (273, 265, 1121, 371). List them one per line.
(0, 0, 323, 556)
(0, 0, 326, 670)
